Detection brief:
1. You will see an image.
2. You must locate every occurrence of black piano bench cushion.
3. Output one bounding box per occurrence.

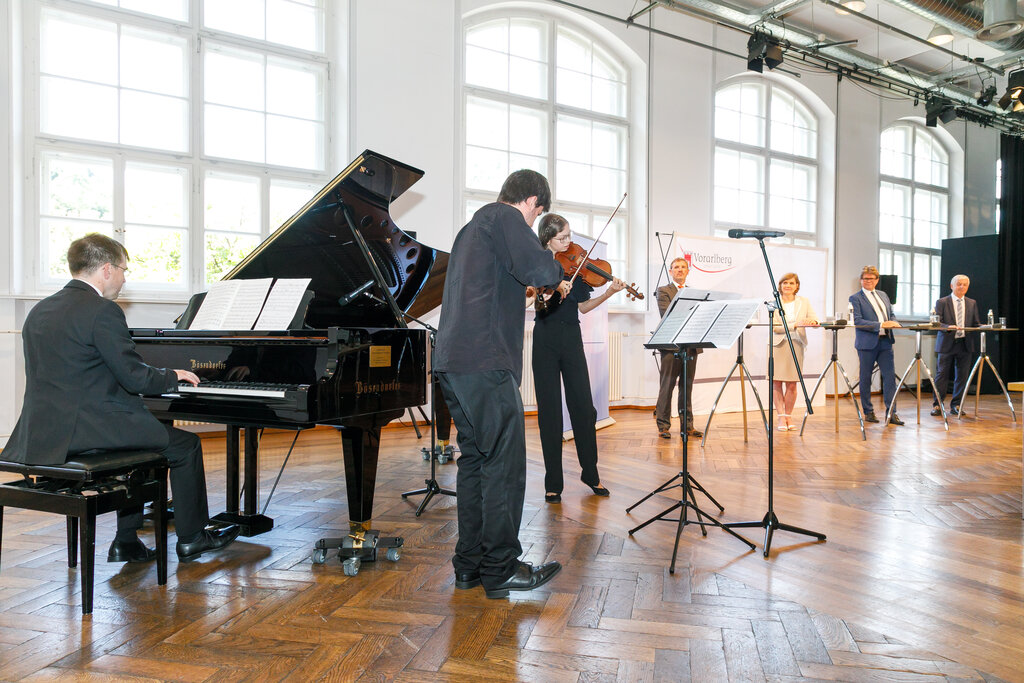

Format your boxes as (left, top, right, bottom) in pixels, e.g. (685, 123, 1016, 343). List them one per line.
(0, 450, 167, 481)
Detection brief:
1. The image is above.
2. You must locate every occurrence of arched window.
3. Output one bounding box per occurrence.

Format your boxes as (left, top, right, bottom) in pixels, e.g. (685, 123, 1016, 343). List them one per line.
(713, 79, 819, 245)
(878, 123, 950, 318)
(462, 14, 630, 278)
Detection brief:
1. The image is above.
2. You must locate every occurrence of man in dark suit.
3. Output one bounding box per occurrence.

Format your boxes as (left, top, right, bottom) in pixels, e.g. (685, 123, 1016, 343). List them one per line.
(849, 265, 904, 426)
(931, 274, 980, 417)
(3, 234, 239, 563)
(655, 257, 702, 439)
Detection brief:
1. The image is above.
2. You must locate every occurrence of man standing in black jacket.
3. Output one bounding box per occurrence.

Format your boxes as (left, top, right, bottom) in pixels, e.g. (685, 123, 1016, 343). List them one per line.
(931, 274, 981, 417)
(4, 233, 239, 563)
(434, 169, 569, 599)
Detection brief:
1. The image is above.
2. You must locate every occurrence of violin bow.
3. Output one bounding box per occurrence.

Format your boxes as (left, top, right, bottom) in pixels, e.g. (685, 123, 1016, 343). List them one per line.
(564, 192, 628, 290)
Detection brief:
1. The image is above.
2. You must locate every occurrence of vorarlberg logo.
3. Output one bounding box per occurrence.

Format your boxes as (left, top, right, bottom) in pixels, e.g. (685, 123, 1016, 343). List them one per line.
(684, 251, 734, 273)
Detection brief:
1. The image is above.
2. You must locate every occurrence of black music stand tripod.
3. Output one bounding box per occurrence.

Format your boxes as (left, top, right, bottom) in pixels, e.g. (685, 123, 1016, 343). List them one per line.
(401, 323, 456, 516)
(723, 236, 825, 557)
(629, 338, 756, 573)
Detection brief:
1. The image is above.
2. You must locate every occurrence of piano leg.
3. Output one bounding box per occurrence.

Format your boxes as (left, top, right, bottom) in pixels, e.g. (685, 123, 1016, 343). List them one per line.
(212, 425, 274, 537)
(311, 413, 404, 574)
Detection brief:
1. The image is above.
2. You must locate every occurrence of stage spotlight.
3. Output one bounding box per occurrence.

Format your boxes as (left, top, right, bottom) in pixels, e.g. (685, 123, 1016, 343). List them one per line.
(765, 43, 784, 70)
(976, 84, 998, 107)
(927, 23, 954, 45)
(747, 32, 768, 72)
(925, 96, 956, 126)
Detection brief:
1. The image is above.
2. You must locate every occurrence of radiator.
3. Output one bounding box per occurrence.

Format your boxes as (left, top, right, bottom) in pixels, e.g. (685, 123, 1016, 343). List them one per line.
(608, 331, 625, 401)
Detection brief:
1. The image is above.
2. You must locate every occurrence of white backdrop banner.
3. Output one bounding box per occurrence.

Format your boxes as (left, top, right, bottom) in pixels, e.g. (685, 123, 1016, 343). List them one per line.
(648, 234, 831, 419)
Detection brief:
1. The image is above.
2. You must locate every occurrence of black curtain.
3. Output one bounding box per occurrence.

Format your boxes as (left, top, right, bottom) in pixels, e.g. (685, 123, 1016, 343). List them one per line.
(998, 135, 1024, 384)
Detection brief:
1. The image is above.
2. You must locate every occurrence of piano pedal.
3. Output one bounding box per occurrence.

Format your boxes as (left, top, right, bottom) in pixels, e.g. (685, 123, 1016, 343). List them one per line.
(311, 531, 404, 574)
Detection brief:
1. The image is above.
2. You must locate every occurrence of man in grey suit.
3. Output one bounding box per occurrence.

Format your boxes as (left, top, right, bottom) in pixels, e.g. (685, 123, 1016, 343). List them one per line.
(931, 274, 981, 417)
(3, 234, 239, 563)
(849, 265, 903, 425)
(655, 257, 702, 438)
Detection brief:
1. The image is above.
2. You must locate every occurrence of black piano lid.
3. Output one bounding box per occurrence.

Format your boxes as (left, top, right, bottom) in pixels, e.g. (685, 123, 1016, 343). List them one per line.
(216, 150, 442, 330)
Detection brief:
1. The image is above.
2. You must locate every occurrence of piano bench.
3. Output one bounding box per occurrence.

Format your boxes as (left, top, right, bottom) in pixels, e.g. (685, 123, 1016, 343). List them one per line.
(0, 451, 169, 615)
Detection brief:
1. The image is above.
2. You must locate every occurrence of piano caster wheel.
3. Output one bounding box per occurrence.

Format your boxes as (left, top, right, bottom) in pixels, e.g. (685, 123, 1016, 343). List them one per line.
(386, 547, 401, 562)
(421, 448, 431, 461)
(312, 548, 328, 565)
(342, 557, 361, 576)
(437, 454, 450, 464)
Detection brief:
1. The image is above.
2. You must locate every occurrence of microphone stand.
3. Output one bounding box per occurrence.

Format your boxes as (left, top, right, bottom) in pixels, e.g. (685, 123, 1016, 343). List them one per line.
(722, 236, 826, 557)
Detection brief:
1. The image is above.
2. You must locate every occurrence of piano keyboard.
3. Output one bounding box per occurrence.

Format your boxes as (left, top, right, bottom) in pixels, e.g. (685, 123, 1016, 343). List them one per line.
(175, 382, 296, 399)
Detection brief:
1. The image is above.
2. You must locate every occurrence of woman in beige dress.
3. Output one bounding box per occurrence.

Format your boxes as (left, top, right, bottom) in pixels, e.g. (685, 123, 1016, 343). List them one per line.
(773, 273, 818, 430)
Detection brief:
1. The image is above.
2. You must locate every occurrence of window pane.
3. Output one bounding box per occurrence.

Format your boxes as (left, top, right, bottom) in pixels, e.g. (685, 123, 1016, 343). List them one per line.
(466, 45, 509, 92)
(879, 181, 912, 244)
(714, 147, 764, 225)
(205, 232, 261, 284)
(41, 153, 113, 220)
(205, 0, 266, 43)
(205, 105, 266, 162)
(206, 48, 265, 111)
(40, 77, 118, 142)
(121, 91, 188, 152)
(914, 130, 949, 187)
(557, 28, 626, 116)
(121, 29, 187, 98)
(120, 0, 188, 21)
(714, 82, 765, 147)
(270, 179, 319, 229)
(44, 219, 113, 279)
(267, 0, 323, 52)
(770, 89, 816, 158)
(769, 160, 816, 231)
(913, 188, 947, 249)
(40, 10, 116, 85)
(267, 60, 323, 120)
(125, 164, 188, 227)
(880, 125, 912, 179)
(267, 116, 322, 169)
(125, 227, 186, 286)
(466, 97, 509, 149)
(205, 173, 260, 234)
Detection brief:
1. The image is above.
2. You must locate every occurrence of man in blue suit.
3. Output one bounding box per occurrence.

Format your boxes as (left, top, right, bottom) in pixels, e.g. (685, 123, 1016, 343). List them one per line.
(931, 274, 980, 417)
(849, 265, 904, 425)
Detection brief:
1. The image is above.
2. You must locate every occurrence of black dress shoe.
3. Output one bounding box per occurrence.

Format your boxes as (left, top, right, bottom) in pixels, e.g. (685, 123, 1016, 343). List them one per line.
(176, 525, 240, 562)
(657, 429, 671, 439)
(863, 412, 879, 423)
(952, 406, 968, 417)
(544, 493, 561, 504)
(484, 560, 562, 599)
(930, 406, 942, 417)
(888, 413, 905, 426)
(107, 538, 157, 563)
(454, 570, 481, 589)
(586, 484, 609, 497)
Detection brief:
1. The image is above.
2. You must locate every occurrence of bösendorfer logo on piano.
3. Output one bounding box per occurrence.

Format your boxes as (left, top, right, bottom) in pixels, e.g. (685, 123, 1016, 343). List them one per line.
(355, 380, 399, 395)
(190, 359, 227, 371)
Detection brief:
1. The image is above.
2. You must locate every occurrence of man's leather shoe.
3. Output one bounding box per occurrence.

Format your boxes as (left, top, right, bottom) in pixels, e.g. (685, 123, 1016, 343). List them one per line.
(888, 413, 905, 426)
(930, 406, 942, 417)
(658, 429, 671, 439)
(952, 406, 968, 417)
(682, 428, 703, 438)
(484, 560, 562, 599)
(107, 538, 156, 563)
(863, 412, 879, 423)
(176, 525, 240, 562)
(455, 570, 481, 589)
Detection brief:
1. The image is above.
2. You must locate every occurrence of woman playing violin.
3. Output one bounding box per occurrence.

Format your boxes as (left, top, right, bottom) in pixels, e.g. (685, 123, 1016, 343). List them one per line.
(531, 214, 626, 504)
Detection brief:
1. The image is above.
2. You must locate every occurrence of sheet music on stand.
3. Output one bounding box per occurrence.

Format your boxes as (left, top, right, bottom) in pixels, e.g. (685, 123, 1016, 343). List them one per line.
(645, 298, 761, 351)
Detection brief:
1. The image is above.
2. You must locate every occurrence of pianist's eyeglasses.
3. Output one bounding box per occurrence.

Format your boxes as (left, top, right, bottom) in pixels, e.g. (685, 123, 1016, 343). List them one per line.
(110, 263, 130, 276)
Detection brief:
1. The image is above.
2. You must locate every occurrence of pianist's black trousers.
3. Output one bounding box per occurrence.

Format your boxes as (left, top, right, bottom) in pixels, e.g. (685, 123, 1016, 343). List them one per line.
(112, 424, 210, 540)
(532, 320, 600, 495)
(437, 370, 525, 588)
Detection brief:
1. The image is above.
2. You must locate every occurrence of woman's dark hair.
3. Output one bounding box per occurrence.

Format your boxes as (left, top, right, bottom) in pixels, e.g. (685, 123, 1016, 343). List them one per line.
(497, 169, 551, 212)
(537, 214, 568, 248)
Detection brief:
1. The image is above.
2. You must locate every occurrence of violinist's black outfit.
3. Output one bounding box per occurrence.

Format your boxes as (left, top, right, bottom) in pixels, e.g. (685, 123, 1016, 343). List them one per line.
(434, 202, 564, 591)
(532, 277, 601, 495)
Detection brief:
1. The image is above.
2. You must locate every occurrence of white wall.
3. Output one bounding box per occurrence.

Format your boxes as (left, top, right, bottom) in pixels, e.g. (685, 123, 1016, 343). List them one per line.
(0, 0, 1002, 443)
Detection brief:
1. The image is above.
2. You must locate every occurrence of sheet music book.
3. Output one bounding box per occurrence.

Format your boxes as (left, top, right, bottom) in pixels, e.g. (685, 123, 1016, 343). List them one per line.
(188, 277, 312, 330)
(646, 298, 761, 350)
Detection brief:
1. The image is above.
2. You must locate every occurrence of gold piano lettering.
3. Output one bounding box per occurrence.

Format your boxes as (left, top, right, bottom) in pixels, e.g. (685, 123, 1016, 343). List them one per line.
(355, 380, 400, 396)
(190, 359, 227, 371)
(369, 345, 391, 368)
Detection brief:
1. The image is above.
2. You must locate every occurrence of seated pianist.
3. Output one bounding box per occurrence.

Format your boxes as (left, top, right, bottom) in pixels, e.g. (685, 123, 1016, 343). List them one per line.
(3, 233, 240, 564)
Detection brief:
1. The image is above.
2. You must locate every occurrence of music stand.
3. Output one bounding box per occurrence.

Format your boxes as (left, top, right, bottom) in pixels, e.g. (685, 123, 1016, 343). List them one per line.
(630, 298, 760, 572)
(798, 323, 866, 440)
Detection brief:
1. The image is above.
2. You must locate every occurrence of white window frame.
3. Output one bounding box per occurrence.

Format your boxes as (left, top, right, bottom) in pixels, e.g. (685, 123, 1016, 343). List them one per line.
(24, 0, 333, 299)
(712, 75, 822, 246)
(460, 10, 638, 304)
(878, 121, 956, 319)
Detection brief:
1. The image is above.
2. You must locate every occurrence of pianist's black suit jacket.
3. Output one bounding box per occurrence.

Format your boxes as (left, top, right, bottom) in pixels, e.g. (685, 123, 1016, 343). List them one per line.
(4, 279, 178, 465)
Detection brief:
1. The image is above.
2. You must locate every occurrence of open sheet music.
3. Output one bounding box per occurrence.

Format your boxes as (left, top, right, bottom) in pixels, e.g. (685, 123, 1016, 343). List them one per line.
(188, 277, 312, 330)
(646, 298, 761, 350)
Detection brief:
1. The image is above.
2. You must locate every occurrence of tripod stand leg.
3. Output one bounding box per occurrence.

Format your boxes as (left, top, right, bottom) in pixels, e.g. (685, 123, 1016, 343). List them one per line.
(957, 356, 984, 420)
(626, 472, 683, 513)
(687, 474, 725, 512)
(740, 361, 769, 436)
(798, 361, 830, 436)
(628, 501, 682, 535)
(984, 356, 1018, 422)
(835, 360, 866, 440)
(887, 358, 917, 424)
(702, 361, 742, 447)
(917, 359, 949, 431)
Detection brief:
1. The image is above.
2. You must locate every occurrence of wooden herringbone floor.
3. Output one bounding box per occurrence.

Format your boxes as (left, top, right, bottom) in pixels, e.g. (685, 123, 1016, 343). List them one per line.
(0, 393, 1022, 681)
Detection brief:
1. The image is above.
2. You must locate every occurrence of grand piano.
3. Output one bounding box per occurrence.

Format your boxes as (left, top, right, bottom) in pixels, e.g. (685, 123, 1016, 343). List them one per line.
(133, 150, 447, 568)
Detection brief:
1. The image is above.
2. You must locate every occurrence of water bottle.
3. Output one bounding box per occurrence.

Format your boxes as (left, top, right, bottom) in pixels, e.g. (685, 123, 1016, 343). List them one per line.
(929, 308, 939, 326)
(988, 309, 994, 326)
(847, 302, 854, 323)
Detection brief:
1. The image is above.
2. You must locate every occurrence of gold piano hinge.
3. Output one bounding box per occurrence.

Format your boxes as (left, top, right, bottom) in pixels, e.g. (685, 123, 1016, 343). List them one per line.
(347, 531, 365, 549)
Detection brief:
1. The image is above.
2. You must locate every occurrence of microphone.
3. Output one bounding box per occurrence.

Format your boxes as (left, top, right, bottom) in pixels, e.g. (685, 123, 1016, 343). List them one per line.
(727, 229, 786, 239)
(338, 280, 374, 306)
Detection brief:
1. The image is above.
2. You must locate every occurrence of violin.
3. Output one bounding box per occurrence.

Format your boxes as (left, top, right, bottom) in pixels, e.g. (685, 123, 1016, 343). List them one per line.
(555, 242, 644, 301)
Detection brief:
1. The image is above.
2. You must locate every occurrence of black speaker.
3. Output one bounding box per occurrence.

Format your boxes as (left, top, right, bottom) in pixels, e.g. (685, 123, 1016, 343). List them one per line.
(877, 274, 897, 304)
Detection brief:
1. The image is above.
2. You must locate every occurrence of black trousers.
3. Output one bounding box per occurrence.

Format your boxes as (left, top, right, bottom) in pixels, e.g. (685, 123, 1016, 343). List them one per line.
(532, 321, 600, 494)
(934, 337, 972, 409)
(437, 370, 526, 588)
(117, 424, 210, 540)
(655, 350, 697, 432)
